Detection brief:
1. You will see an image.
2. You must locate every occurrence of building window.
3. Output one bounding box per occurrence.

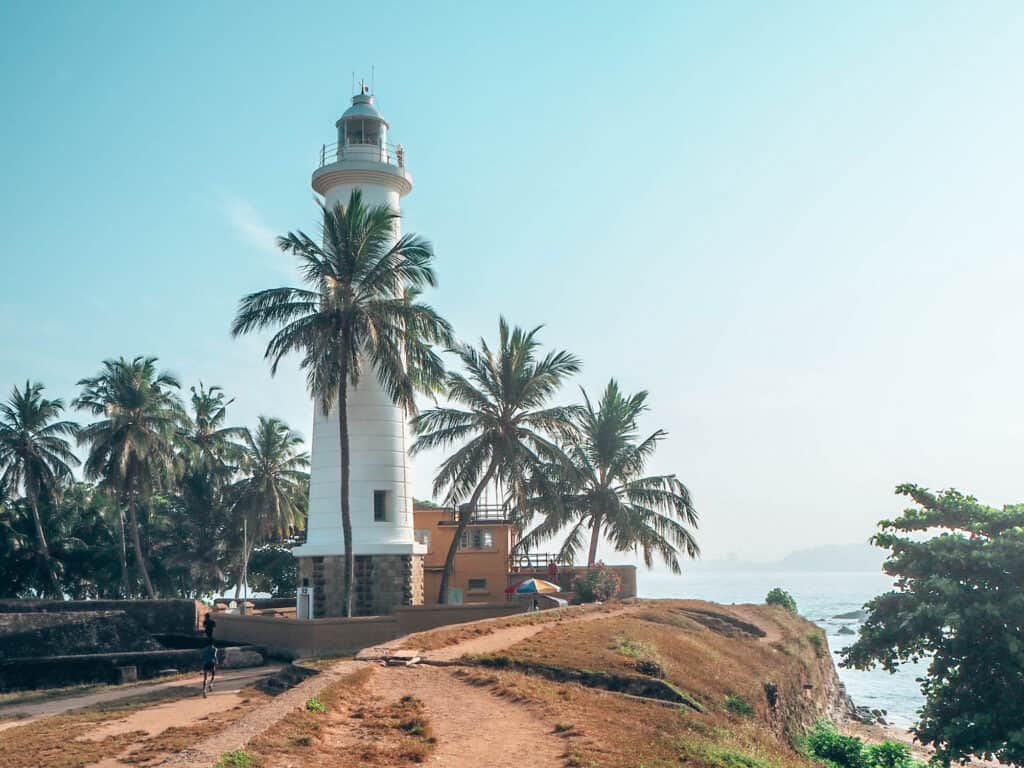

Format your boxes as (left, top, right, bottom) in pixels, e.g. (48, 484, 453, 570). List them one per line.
(414, 529, 431, 550)
(460, 528, 494, 550)
(373, 490, 388, 522)
(468, 578, 487, 592)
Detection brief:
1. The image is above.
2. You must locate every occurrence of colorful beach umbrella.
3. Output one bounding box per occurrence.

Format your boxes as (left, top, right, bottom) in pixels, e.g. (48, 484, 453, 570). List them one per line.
(505, 578, 561, 594)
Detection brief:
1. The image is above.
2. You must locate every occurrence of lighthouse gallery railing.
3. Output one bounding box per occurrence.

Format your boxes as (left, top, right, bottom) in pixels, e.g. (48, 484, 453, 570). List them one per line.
(318, 141, 405, 169)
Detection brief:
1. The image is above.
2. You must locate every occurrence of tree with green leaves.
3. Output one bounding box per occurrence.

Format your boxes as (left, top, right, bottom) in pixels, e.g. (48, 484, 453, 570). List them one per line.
(843, 484, 1024, 766)
(175, 384, 246, 593)
(0, 381, 80, 597)
(74, 357, 185, 598)
(182, 384, 245, 488)
(231, 190, 451, 615)
(411, 318, 582, 603)
(229, 416, 309, 600)
(519, 380, 698, 571)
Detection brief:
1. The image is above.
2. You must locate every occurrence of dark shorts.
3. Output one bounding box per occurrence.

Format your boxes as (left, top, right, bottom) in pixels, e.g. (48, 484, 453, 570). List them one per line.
(203, 661, 216, 672)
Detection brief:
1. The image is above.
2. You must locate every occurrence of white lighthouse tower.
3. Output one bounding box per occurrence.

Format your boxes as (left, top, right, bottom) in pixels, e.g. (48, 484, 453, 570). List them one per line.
(293, 88, 424, 617)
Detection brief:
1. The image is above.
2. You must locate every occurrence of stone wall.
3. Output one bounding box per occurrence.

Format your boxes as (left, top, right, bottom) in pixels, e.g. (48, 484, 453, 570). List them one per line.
(0, 646, 265, 692)
(0, 611, 162, 659)
(0, 599, 203, 635)
(214, 601, 525, 658)
(298, 554, 424, 617)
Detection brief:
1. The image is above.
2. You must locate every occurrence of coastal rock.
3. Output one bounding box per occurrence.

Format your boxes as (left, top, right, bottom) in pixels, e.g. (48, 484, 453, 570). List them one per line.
(851, 704, 887, 724)
(836, 626, 856, 636)
(832, 610, 868, 620)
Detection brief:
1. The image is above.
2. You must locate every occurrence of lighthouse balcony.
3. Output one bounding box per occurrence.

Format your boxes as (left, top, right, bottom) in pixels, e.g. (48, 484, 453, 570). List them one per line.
(318, 140, 406, 169)
(313, 140, 413, 197)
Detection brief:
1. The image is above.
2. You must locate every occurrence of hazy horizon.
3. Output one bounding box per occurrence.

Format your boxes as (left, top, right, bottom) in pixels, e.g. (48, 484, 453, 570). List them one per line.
(3, 2, 1023, 568)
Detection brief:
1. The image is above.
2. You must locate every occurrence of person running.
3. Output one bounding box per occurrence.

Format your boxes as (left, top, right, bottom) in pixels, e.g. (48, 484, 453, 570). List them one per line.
(203, 611, 216, 641)
(201, 642, 217, 697)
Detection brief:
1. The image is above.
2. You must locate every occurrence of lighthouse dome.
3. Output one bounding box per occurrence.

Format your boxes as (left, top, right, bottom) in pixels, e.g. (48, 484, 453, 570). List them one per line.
(339, 93, 388, 127)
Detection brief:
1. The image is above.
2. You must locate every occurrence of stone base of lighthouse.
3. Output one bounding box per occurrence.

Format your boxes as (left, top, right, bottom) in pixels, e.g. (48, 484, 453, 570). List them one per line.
(298, 554, 424, 617)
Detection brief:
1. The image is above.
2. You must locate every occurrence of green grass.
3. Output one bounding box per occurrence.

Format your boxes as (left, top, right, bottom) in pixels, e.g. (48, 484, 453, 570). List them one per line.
(680, 742, 778, 768)
(725, 693, 754, 716)
(214, 750, 258, 768)
(806, 631, 826, 657)
(304, 697, 326, 713)
(613, 634, 657, 659)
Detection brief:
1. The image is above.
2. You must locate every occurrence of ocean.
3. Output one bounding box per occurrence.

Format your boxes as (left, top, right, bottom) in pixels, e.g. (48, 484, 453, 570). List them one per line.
(637, 567, 925, 727)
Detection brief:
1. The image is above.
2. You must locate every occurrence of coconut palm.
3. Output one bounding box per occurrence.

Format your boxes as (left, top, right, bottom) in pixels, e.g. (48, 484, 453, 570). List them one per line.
(231, 189, 451, 616)
(175, 384, 246, 593)
(411, 318, 582, 603)
(229, 416, 309, 599)
(74, 357, 185, 598)
(520, 380, 699, 572)
(0, 381, 80, 597)
(182, 383, 245, 487)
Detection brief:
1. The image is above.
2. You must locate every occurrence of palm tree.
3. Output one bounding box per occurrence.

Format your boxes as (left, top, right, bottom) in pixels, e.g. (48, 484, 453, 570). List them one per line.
(176, 384, 245, 593)
(0, 381, 80, 597)
(520, 380, 699, 572)
(182, 384, 245, 487)
(74, 357, 185, 598)
(411, 318, 582, 603)
(229, 416, 309, 599)
(231, 189, 452, 616)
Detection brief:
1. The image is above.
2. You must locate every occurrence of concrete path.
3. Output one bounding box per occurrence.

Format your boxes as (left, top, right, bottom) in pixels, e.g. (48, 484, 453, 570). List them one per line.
(0, 665, 281, 729)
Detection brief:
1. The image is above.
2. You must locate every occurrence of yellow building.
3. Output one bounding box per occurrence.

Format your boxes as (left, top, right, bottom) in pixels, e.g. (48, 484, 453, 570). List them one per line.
(412, 502, 638, 605)
(413, 503, 516, 604)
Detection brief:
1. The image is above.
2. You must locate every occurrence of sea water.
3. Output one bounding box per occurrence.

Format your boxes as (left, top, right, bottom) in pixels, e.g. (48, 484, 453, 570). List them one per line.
(638, 567, 926, 727)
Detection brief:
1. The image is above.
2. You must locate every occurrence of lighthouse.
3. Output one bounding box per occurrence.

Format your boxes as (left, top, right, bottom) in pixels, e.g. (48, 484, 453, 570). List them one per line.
(293, 88, 425, 617)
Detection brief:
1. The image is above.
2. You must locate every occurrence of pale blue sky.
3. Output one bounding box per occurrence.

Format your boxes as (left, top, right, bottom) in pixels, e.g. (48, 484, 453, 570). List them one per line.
(2, 2, 1023, 564)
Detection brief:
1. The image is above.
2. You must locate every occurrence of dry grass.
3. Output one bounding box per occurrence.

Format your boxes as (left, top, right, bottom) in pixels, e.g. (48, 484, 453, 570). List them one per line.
(248, 667, 436, 767)
(451, 600, 836, 768)
(394, 602, 624, 652)
(0, 685, 269, 768)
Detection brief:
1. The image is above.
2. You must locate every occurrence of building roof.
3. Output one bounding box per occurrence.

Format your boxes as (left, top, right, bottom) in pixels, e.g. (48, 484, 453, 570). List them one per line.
(340, 93, 387, 125)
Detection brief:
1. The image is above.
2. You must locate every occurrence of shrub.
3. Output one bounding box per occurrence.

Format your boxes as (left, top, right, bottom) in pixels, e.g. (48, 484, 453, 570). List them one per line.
(575, 563, 622, 603)
(305, 697, 326, 713)
(867, 741, 913, 768)
(765, 587, 798, 614)
(725, 694, 754, 716)
(214, 751, 257, 768)
(806, 719, 867, 768)
(807, 631, 826, 656)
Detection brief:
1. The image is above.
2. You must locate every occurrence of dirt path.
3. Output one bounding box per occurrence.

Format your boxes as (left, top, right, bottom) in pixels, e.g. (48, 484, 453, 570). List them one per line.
(158, 661, 361, 767)
(369, 665, 565, 768)
(725, 604, 785, 643)
(160, 606, 635, 766)
(0, 665, 280, 731)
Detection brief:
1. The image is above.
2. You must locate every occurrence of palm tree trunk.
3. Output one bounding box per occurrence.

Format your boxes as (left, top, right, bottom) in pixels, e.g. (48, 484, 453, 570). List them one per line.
(26, 487, 60, 599)
(115, 498, 129, 597)
(338, 374, 354, 618)
(587, 509, 603, 567)
(438, 458, 499, 604)
(239, 533, 255, 608)
(127, 493, 156, 598)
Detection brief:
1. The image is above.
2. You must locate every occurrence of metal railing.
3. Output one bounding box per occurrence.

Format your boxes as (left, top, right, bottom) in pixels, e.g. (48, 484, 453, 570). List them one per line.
(508, 552, 572, 570)
(318, 140, 406, 169)
(438, 504, 514, 524)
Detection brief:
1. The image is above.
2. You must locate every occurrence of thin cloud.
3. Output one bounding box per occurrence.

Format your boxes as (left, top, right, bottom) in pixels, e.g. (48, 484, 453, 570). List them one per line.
(221, 194, 280, 256)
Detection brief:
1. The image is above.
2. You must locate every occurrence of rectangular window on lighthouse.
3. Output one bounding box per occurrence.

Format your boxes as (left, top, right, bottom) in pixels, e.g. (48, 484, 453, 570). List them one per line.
(373, 490, 388, 522)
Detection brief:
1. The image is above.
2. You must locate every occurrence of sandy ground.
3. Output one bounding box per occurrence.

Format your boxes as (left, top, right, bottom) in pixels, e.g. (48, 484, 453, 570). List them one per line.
(368, 665, 565, 767)
(0, 602, 832, 767)
(0, 666, 280, 733)
(163, 607, 635, 767)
